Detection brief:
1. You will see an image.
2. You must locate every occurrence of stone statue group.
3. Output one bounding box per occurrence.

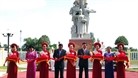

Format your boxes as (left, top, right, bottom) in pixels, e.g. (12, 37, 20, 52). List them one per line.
(70, 0, 96, 38)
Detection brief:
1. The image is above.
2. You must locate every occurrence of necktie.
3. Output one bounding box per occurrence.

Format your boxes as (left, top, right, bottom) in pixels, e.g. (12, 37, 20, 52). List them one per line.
(83, 49, 86, 54)
(59, 50, 61, 56)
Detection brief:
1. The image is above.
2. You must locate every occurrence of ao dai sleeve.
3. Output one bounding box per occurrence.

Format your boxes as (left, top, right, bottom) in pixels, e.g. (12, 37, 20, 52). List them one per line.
(25, 52, 28, 60)
(34, 51, 37, 59)
(104, 53, 107, 57)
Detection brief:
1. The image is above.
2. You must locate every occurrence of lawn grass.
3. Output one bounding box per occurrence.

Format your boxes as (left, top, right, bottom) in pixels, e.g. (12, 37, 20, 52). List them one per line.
(126, 68, 138, 72)
(0, 66, 26, 72)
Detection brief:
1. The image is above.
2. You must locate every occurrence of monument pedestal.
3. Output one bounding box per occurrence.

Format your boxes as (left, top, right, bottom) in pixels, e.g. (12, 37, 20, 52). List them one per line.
(69, 0, 95, 51)
(69, 38, 93, 51)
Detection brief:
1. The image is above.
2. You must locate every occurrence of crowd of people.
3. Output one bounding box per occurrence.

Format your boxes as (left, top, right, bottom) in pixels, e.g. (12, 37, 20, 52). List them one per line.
(3, 41, 129, 78)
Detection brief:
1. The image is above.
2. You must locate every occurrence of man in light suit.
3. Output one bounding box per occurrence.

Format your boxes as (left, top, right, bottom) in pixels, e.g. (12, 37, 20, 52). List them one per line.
(53, 44, 66, 78)
(78, 42, 91, 78)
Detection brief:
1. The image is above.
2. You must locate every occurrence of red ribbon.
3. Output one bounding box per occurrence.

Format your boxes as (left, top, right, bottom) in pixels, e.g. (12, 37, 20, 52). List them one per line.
(65, 54, 77, 60)
(115, 55, 129, 62)
(36, 57, 49, 63)
(8, 55, 19, 62)
(104, 57, 115, 61)
(91, 54, 104, 60)
(78, 55, 91, 59)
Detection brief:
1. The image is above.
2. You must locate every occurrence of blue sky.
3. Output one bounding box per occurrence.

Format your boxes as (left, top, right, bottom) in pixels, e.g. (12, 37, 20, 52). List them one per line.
(0, 0, 138, 50)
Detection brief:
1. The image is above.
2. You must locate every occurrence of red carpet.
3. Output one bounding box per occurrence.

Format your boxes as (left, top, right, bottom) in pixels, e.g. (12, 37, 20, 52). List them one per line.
(1, 70, 138, 78)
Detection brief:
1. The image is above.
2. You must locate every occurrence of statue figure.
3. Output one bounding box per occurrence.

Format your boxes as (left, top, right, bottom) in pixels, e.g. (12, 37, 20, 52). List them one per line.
(71, 25, 76, 34)
(83, 3, 96, 33)
(77, 9, 87, 38)
(70, 0, 96, 39)
(75, 0, 87, 7)
(69, 1, 81, 33)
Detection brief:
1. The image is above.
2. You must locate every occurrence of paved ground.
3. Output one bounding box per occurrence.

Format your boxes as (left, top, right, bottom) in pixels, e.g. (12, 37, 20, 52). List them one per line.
(1, 70, 138, 78)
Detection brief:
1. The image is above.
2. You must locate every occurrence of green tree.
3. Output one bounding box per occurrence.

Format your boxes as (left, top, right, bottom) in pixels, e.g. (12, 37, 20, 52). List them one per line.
(3, 44, 8, 51)
(90, 32, 95, 42)
(49, 44, 57, 49)
(97, 38, 100, 42)
(115, 36, 128, 45)
(0, 42, 2, 48)
(129, 47, 138, 51)
(37, 35, 51, 50)
(111, 47, 117, 52)
(38, 35, 50, 45)
(22, 35, 52, 51)
(90, 32, 96, 51)
(22, 37, 39, 51)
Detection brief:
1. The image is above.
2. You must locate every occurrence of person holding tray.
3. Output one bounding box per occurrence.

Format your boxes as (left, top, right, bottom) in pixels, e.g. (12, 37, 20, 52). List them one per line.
(37, 42, 50, 78)
(92, 42, 103, 78)
(3, 43, 20, 78)
(115, 43, 129, 78)
(66, 42, 77, 78)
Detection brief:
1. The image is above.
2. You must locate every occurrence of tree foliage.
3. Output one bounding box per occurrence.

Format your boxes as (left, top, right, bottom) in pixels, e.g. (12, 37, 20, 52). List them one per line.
(90, 32, 96, 51)
(111, 47, 117, 52)
(129, 47, 138, 51)
(0, 43, 1, 48)
(37, 35, 51, 51)
(22, 37, 39, 51)
(115, 36, 128, 45)
(38, 35, 50, 45)
(90, 32, 95, 42)
(3, 44, 8, 51)
(22, 35, 52, 51)
(97, 38, 100, 42)
(49, 44, 57, 49)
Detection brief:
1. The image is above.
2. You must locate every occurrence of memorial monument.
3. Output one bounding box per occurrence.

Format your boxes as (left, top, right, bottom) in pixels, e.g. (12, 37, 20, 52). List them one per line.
(69, 0, 96, 51)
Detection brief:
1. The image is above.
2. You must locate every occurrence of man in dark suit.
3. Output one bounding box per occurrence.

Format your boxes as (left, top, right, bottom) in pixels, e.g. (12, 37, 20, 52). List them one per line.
(53, 44, 66, 78)
(78, 42, 91, 78)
